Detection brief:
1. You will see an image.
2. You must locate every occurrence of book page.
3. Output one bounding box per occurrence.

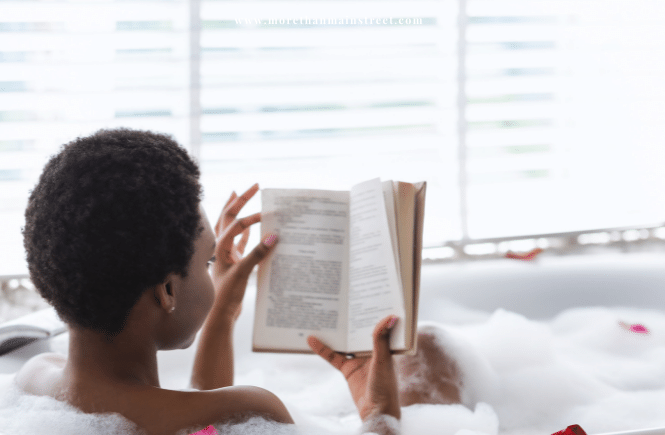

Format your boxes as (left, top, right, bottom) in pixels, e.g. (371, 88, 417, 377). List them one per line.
(393, 181, 416, 352)
(382, 180, 402, 294)
(409, 181, 427, 354)
(254, 189, 350, 353)
(346, 178, 406, 354)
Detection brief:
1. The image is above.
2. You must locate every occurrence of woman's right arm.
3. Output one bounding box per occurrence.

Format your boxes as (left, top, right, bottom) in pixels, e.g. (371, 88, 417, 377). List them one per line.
(307, 315, 402, 435)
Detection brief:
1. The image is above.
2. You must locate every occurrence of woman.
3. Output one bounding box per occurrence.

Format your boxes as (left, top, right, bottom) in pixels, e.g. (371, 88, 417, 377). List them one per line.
(14, 128, 463, 435)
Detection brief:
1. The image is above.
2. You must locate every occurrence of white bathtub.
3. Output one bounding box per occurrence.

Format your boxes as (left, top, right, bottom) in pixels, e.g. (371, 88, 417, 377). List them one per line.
(1, 251, 665, 435)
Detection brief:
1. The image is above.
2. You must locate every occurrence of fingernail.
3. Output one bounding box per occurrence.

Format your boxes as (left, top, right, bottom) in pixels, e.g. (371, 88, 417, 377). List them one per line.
(263, 233, 278, 247)
(388, 316, 397, 328)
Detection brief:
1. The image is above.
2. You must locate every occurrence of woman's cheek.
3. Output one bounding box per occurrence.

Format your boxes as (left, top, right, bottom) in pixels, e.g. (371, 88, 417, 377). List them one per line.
(202, 274, 215, 314)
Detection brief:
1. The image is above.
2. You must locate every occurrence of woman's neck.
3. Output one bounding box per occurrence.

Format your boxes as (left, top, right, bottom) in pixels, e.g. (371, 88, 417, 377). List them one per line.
(65, 326, 161, 388)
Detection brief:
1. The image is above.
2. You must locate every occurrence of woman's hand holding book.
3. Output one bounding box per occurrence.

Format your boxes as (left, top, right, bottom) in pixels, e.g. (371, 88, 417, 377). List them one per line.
(308, 315, 401, 433)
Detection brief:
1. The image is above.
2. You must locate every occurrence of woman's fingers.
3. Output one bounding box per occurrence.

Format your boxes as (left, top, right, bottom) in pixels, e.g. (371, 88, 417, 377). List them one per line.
(224, 190, 237, 210)
(216, 212, 261, 257)
(216, 191, 237, 235)
(233, 233, 279, 276)
(307, 336, 347, 371)
(307, 317, 397, 374)
(213, 213, 260, 268)
(372, 315, 398, 360)
(226, 184, 258, 216)
(237, 226, 250, 255)
(223, 183, 259, 229)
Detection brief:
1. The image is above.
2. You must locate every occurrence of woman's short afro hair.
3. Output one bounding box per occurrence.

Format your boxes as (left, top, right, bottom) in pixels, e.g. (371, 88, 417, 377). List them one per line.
(23, 128, 203, 337)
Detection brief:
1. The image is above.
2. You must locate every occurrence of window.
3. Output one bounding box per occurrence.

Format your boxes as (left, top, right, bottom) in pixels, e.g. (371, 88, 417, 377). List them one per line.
(1, 0, 665, 275)
(464, 0, 665, 240)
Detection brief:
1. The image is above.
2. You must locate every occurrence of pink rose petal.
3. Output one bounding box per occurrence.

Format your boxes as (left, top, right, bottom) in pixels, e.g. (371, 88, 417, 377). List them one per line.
(618, 321, 650, 335)
(190, 425, 218, 435)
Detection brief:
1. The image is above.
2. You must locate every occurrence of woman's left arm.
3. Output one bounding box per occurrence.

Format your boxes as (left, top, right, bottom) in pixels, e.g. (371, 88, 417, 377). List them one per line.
(190, 303, 236, 390)
(190, 185, 278, 390)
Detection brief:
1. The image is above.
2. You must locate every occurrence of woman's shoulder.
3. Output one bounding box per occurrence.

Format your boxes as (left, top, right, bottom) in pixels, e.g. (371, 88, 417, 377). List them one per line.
(16, 351, 66, 375)
(14, 356, 293, 434)
(168, 386, 293, 425)
(135, 385, 294, 434)
(13, 352, 66, 396)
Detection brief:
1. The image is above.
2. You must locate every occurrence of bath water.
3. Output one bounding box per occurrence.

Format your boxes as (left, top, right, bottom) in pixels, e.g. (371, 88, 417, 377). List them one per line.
(1, 305, 664, 435)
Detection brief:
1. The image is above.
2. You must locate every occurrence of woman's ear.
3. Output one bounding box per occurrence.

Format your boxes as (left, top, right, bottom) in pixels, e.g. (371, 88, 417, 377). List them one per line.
(153, 279, 176, 312)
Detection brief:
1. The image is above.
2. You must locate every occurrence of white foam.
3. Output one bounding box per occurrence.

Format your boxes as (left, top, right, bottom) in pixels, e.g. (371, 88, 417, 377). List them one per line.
(0, 375, 145, 435)
(1, 306, 664, 435)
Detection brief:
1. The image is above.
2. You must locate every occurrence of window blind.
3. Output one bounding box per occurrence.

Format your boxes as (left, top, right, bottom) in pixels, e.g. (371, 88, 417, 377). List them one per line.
(2, 0, 665, 275)
(196, 0, 461, 253)
(464, 0, 665, 239)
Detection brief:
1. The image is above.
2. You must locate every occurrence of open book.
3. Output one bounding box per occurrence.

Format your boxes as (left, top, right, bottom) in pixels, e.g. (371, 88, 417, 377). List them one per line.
(253, 177, 426, 356)
(0, 307, 67, 356)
